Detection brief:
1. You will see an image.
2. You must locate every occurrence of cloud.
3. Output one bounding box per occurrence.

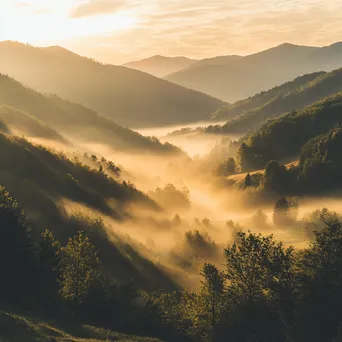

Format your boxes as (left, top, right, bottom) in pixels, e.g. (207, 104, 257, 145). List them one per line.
(70, 0, 125, 18)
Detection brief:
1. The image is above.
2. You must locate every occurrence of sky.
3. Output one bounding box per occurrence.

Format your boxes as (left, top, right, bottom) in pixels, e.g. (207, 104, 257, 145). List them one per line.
(0, 0, 342, 64)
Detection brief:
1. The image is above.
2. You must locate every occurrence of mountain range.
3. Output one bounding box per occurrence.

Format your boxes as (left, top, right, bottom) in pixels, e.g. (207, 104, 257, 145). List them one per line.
(0, 41, 223, 128)
(0, 74, 182, 155)
(205, 67, 342, 134)
(123, 55, 197, 77)
(164, 42, 342, 102)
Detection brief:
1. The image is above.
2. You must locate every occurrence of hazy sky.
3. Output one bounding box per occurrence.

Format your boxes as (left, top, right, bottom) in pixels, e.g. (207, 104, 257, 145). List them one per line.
(1, 0, 342, 64)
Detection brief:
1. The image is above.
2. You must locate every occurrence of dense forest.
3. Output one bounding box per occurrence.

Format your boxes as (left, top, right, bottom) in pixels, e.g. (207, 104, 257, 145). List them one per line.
(235, 92, 342, 171)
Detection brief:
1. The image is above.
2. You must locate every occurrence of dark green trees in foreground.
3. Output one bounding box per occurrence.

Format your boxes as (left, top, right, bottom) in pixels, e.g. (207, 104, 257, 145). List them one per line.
(3, 182, 342, 341)
(153, 213, 342, 342)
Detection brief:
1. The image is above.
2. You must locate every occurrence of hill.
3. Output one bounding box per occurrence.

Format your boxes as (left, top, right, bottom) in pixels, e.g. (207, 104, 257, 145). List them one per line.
(165, 42, 342, 102)
(124, 55, 197, 77)
(0, 74, 182, 155)
(237, 93, 342, 171)
(209, 68, 342, 134)
(0, 131, 180, 291)
(0, 105, 66, 142)
(0, 41, 223, 128)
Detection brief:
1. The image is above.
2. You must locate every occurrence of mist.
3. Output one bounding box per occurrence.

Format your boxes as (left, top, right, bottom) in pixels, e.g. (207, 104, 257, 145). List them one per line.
(19, 123, 334, 291)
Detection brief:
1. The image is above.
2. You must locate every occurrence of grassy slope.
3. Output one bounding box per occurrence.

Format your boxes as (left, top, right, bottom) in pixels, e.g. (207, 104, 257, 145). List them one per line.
(0, 74, 181, 155)
(0, 310, 162, 342)
(0, 41, 223, 128)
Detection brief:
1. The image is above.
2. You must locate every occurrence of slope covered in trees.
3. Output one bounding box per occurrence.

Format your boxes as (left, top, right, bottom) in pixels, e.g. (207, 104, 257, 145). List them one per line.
(208, 68, 342, 134)
(0, 41, 223, 128)
(237, 93, 342, 171)
(0, 74, 182, 155)
(166, 42, 342, 102)
(0, 132, 181, 294)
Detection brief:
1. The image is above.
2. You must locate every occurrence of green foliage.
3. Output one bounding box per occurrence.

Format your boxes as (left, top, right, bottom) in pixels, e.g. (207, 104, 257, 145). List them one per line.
(211, 68, 342, 134)
(238, 93, 342, 171)
(214, 157, 237, 177)
(0, 186, 37, 306)
(59, 231, 101, 305)
(263, 160, 290, 195)
(297, 128, 342, 192)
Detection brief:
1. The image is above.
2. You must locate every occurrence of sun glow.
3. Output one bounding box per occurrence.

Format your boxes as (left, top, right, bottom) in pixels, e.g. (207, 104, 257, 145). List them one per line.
(0, 0, 137, 45)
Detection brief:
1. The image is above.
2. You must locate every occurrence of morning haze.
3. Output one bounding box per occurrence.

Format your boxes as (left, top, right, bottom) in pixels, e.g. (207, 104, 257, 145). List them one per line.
(1, 1, 342, 341)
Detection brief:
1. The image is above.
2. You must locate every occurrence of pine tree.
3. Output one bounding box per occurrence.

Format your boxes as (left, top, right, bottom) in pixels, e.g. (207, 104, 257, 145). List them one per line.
(244, 173, 252, 188)
(59, 231, 101, 305)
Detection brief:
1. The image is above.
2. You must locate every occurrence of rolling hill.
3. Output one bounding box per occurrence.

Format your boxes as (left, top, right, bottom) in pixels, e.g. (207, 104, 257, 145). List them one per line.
(165, 42, 342, 102)
(208, 68, 342, 134)
(0, 131, 179, 291)
(238, 92, 342, 171)
(124, 55, 197, 77)
(0, 74, 182, 155)
(0, 41, 223, 128)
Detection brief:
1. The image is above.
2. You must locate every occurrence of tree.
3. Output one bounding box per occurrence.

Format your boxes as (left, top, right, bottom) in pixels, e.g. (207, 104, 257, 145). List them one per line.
(223, 231, 294, 341)
(59, 231, 101, 305)
(263, 160, 289, 195)
(252, 209, 269, 229)
(273, 197, 298, 227)
(298, 215, 342, 342)
(200, 263, 224, 341)
(0, 186, 36, 306)
(237, 143, 258, 172)
(214, 157, 237, 177)
(243, 173, 252, 188)
(37, 229, 61, 304)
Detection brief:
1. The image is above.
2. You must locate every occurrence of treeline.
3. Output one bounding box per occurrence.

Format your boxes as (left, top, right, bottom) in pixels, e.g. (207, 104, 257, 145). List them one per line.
(150, 207, 342, 342)
(220, 127, 342, 199)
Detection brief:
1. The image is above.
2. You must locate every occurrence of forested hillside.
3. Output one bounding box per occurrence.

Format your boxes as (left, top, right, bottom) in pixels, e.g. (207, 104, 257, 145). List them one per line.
(237, 93, 342, 171)
(209, 68, 342, 134)
(0, 41, 223, 128)
(0, 74, 182, 154)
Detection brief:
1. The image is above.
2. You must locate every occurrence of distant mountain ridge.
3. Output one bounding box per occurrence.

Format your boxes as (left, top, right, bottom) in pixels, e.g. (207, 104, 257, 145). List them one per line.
(0, 41, 223, 128)
(0, 74, 183, 155)
(204, 67, 342, 134)
(164, 42, 342, 102)
(124, 55, 198, 77)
